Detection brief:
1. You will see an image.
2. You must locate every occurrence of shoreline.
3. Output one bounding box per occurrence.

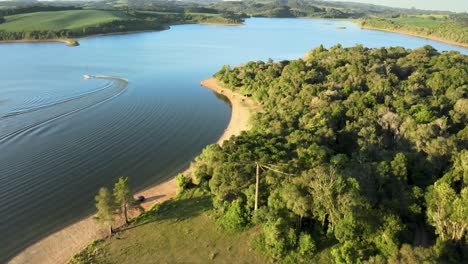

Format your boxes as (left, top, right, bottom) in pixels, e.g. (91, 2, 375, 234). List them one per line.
(0, 38, 78, 46)
(76, 26, 171, 41)
(0, 27, 170, 47)
(1, 20, 465, 49)
(360, 25, 468, 48)
(9, 77, 259, 264)
(200, 77, 261, 145)
(0, 20, 242, 46)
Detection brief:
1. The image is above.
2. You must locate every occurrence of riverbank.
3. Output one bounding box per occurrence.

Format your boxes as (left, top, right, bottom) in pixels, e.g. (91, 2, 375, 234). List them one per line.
(0, 27, 170, 47)
(360, 25, 468, 48)
(77, 26, 171, 42)
(201, 77, 261, 145)
(8, 77, 259, 264)
(0, 38, 79, 46)
(0, 20, 243, 47)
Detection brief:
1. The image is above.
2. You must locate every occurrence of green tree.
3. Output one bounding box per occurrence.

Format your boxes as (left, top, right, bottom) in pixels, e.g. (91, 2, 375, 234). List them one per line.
(282, 182, 310, 228)
(391, 153, 408, 182)
(95, 187, 116, 235)
(259, 217, 297, 260)
(219, 199, 249, 231)
(332, 240, 368, 264)
(388, 244, 437, 264)
(297, 232, 316, 258)
(113, 177, 138, 224)
(176, 173, 191, 192)
(373, 214, 404, 257)
(301, 166, 361, 232)
(426, 181, 467, 242)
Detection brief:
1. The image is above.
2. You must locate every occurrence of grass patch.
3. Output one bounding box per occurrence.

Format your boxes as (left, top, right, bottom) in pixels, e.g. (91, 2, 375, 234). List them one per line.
(389, 17, 443, 27)
(70, 190, 267, 264)
(0, 10, 129, 32)
(187, 12, 219, 17)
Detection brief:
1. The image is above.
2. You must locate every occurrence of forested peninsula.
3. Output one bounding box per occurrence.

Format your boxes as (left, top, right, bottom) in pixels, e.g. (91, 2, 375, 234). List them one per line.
(74, 45, 468, 263)
(196, 45, 468, 263)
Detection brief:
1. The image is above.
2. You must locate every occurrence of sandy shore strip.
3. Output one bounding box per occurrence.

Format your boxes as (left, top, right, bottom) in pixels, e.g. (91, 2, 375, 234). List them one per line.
(360, 25, 468, 48)
(9, 77, 259, 264)
(201, 77, 261, 145)
(0, 38, 79, 46)
(0, 22, 242, 47)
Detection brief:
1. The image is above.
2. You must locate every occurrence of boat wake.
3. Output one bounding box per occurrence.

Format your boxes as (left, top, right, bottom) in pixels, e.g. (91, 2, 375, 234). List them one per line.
(0, 76, 128, 143)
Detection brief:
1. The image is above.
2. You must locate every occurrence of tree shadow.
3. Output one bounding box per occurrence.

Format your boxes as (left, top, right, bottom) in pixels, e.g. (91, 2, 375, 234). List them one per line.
(121, 194, 212, 232)
(141, 194, 166, 204)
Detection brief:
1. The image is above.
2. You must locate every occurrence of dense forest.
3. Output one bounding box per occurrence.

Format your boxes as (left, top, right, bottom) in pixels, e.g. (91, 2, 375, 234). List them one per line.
(362, 14, 468, 45)
(185, 45, 467, 263)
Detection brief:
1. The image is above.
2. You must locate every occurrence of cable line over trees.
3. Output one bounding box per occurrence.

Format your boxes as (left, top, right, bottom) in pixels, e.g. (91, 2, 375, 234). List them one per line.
(189, 45, 468, 263)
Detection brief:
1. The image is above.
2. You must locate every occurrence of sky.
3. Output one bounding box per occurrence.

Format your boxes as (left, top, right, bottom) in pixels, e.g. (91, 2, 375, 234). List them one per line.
(326, 0, 468, 12)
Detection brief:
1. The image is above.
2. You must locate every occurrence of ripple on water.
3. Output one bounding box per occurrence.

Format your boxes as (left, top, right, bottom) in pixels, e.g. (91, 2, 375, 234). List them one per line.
(0, 77, 128, 144)
(0, 77, 129, 212)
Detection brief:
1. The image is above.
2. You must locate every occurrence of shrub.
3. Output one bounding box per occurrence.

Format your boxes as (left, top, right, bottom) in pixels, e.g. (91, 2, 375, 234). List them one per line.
(257, 218, 297, 260)
(176, 173, 192, 192)
(218, 199, 249, 231)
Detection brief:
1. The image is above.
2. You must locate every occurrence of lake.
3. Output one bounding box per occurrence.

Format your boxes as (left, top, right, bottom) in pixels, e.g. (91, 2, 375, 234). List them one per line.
(0, 17, 466, 262)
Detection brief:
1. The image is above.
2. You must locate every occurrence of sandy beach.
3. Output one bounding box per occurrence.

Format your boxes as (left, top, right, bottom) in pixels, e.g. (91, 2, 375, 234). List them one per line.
(9, 77, 259, 264)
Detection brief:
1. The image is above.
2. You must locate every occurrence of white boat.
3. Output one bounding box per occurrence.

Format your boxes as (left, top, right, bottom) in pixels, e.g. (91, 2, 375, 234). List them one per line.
(83, 74, 93, 80)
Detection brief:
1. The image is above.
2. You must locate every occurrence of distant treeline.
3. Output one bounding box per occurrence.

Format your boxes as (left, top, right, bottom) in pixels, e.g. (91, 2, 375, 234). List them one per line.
(0, 19, 164, 41)
(210, 1, 365, 19)
(126, 0, 454, 19)
(0, 8, 243, 41)
(132, 10, 243, 25)
(0, 5, 82, 17)
(0, 1, 464, 43)
(362, 14, 468, 45)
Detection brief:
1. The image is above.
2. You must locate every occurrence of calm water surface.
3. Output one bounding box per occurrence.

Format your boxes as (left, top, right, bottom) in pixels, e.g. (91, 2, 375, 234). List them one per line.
(0, 18, 466, 262)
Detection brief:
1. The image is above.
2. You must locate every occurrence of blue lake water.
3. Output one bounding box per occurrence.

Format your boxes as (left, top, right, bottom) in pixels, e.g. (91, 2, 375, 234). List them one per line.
(0, 18, 466, 262)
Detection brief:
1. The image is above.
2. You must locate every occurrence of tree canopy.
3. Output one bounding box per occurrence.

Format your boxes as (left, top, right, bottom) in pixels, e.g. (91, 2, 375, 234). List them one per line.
(113, 176, 139, 224)
(95, 187, 116, 235)
(191, 45, 467, 263)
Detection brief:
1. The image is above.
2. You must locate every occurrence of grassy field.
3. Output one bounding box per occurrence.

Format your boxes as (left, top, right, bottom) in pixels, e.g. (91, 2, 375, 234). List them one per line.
(389, 16, 444, 27)
(186, 12, 219, 17)
(0, 10, 129, 32)
(361, 15, 468, 46)
(70, 190, 268, 264)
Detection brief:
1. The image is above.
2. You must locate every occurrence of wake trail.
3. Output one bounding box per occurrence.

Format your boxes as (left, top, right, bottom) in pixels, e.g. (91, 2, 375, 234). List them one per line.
(0, 76, 128, 144)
